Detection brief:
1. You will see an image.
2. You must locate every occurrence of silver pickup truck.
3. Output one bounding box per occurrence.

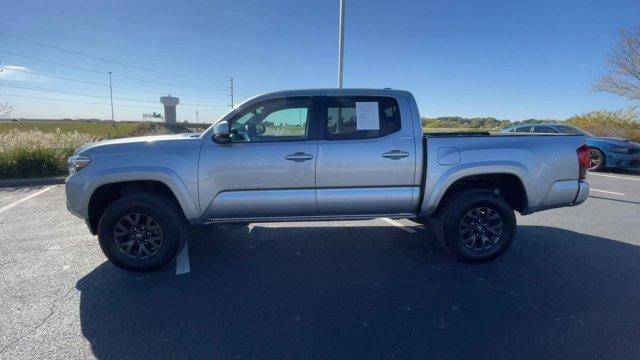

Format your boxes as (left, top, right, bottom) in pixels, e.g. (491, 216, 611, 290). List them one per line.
(65, 89, 590, 271)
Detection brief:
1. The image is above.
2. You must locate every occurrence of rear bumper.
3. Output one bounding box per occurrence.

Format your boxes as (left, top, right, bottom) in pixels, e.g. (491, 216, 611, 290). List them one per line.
(528, 179, 589, 213)
(572, 180, 589, 206)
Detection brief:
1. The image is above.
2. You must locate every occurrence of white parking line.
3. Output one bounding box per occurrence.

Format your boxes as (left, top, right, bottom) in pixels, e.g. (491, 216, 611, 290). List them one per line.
(0, 186, 54, 214)
(380, 218, 417, 233)
(590, 188, 625, 196)
(175, 241, 191, 275)
(589, 173, 640, 182)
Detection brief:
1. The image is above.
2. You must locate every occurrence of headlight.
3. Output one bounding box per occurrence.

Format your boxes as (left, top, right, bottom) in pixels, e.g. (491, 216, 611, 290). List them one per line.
(608, 147, 631, 154)
(67, 155, 91, 174)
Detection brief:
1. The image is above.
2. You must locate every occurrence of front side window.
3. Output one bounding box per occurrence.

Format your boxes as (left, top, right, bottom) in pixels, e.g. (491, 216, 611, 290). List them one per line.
(325, 96, 401, 140)
(229, 97, 311, 142)
(514, 126, 532, 133)
(533, 125, 558, 133)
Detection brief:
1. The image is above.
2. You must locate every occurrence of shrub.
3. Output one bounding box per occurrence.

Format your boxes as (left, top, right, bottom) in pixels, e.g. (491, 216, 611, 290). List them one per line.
(566, 107, 640, 142)
(0, 128, 94, 179)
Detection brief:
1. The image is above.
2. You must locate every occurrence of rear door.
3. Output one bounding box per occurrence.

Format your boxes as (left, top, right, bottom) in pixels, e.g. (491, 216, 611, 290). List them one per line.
(315, 94, 418, 216)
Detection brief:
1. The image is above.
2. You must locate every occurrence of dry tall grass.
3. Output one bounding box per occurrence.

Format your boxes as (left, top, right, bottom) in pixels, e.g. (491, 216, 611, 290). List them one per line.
(0, 128, 94, 179)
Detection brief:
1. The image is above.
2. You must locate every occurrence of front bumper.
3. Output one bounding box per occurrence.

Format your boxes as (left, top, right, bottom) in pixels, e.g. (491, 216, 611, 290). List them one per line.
(65, 172, 89, 219)
(606, 152, 640, 170)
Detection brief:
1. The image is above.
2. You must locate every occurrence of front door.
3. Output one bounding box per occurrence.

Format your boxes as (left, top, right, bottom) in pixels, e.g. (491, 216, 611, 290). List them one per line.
(315, 94, 418, 216)
(199, 96, 318, 220)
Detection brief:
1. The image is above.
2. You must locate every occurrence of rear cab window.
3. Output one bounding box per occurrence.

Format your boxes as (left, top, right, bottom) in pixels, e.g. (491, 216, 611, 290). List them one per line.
(324, 96, 401, 140)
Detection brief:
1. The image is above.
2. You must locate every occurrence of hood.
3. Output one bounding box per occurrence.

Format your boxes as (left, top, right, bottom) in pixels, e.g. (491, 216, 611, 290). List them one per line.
(588, 136, 640, 148)
(75, 133, 201, 155)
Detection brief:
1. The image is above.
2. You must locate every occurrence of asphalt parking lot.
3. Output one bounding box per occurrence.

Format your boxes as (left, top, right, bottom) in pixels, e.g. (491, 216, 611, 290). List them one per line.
(1, 172, 640, 359)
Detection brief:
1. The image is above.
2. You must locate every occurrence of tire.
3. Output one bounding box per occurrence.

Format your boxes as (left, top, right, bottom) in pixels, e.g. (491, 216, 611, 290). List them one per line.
(436, 189, 516, 263)
(97, 193, 185, 272)
(588, 148, 605, 172)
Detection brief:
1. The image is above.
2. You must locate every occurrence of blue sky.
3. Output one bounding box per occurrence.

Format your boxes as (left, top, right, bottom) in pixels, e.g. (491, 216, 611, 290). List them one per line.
(0, 0, 638, 122)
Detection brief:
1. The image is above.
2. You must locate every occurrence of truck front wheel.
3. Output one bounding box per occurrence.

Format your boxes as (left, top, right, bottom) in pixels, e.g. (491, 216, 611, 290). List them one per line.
(436, 189, 516, 263)
(97, 193, 184, 272)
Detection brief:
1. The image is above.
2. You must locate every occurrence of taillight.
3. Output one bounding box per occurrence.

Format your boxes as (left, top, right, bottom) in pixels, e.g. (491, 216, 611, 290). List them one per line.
(577, 144, 590, 180)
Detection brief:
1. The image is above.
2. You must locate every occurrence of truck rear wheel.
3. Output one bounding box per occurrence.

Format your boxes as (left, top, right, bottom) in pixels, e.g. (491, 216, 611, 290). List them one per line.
(436, 189, 516, 263)
(97, 193, 184, 272)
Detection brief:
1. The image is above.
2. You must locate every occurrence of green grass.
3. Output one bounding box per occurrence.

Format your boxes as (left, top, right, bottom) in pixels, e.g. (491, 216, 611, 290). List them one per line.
(0, 121, 144, 139)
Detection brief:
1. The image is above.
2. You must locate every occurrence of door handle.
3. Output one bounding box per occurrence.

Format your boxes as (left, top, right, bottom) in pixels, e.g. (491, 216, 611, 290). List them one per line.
(381, 150, 410, 160)
(285, 152, 314, 162)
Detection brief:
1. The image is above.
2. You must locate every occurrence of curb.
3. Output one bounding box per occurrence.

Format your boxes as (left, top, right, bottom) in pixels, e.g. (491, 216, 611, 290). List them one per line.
(0, 176, 66, 188)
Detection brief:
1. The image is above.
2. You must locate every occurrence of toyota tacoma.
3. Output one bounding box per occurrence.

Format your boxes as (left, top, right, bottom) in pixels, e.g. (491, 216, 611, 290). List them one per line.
(65, 89, 590, 271)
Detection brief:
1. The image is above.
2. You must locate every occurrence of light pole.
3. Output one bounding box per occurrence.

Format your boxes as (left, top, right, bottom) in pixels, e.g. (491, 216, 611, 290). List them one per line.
(108, 72, 114, 122)
(337, 0, 345, 88)
(227, 76, 234, 109)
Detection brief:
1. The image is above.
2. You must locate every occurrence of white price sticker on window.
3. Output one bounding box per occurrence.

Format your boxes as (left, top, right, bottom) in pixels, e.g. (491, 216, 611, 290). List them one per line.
(355, 102, 379, 130)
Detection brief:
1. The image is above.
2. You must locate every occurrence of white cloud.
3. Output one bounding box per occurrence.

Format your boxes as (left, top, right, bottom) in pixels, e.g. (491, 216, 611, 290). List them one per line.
(2, 65, 29, 71)
(0, 65, 32, 81)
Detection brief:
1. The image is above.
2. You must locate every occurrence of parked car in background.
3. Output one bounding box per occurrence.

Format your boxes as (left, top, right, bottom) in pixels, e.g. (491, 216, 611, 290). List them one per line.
(503, 123, 640, 171)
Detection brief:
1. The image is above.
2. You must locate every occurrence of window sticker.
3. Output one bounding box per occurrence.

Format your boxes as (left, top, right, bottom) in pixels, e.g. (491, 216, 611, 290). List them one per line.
(355, 102, 379, 130)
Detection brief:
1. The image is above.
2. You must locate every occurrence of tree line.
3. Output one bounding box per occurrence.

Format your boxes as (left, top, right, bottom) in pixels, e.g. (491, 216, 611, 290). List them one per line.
(420, 116, 561, 129)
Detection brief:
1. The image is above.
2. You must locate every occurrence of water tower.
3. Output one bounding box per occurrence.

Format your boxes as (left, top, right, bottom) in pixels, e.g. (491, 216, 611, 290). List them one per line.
(160, 95, 179, 124)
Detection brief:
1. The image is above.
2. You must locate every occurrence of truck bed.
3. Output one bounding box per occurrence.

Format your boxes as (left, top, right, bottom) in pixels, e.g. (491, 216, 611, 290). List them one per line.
(419, 132, 588, 216)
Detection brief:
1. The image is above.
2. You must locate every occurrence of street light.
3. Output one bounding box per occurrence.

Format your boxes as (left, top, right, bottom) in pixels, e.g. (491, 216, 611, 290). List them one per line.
(338, 0, 345, 88)
(108, 72, 114, 122)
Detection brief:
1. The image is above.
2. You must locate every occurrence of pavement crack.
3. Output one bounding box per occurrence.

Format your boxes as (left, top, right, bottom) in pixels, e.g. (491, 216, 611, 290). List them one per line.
(0, 259, 16, 268)
(0, 286, 75, 355)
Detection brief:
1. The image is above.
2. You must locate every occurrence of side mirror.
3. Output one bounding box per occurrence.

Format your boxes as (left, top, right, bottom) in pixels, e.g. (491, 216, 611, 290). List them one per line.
(212, 121, 231, 143)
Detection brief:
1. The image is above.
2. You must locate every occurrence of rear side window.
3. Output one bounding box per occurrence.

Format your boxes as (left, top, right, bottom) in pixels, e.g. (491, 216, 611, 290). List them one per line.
(325, 96, 401, 140)
(556, 125, 585, 135)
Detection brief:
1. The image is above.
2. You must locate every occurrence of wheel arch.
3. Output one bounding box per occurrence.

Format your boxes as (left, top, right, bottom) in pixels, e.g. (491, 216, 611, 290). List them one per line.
(85, 167, 200, 234)
(421, 169, 529, 218)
